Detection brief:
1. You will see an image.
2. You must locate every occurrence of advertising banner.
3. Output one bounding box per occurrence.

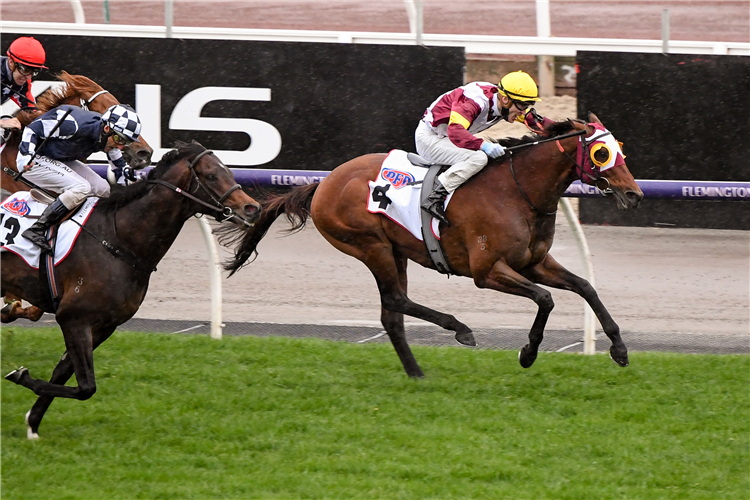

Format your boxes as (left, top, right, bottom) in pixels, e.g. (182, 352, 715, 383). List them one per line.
(2, 33, 464, 170)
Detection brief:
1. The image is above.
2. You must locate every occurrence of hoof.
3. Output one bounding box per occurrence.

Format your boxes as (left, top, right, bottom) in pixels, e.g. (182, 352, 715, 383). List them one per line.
(5, 366, 28, 385)
(25, 411, 39, 440)
(518, 345, 537, 368)
(609, 347, 629, 367)
(455, 330, 476, 347)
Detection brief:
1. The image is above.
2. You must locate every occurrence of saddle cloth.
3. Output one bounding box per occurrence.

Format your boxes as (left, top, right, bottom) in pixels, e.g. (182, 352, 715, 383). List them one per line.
(367, 150, 454, 241)
(0, 191, 98, 269)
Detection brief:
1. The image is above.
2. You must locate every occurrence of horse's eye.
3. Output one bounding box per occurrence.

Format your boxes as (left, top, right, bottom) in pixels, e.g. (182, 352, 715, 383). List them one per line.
(590, 144, 611, 167)
(206, 174, 217, 181)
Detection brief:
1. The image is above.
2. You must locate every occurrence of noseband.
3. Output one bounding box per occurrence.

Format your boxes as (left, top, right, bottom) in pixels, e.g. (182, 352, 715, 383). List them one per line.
(149, 149, 249, 225)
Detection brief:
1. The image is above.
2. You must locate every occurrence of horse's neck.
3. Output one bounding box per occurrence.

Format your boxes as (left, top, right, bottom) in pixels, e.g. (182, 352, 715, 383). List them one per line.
(110, 177, 197, 268)
(507, 139, 578, 206)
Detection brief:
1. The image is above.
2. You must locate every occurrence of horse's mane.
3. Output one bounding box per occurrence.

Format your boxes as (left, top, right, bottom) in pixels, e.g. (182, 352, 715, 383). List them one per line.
(489, 118, 581, 148)
(35, 71, 106, 112)
(98, 141, 205, 212)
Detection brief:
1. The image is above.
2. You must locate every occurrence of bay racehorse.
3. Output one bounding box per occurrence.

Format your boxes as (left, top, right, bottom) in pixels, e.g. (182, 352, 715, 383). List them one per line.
(2, 141, 261, 438)
(1, 71, 155, 321)
(225, 113, 643, 378)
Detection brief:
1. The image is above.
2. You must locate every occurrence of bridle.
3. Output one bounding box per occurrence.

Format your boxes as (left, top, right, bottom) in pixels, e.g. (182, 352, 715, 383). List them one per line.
(506, 124, 614, 216)
(80, 89, 111, 110)
(147, 148, 251, 227)
(557, 128, 615, 195)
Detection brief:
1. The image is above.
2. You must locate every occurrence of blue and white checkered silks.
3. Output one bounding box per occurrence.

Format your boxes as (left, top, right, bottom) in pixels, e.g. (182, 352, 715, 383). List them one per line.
(17, 108, 79, 168)
(101, 104, 142, 142)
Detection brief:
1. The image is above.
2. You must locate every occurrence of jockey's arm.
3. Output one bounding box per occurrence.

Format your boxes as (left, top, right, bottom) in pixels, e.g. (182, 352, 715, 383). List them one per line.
(107, 149, 140, 186)
(16, 125, 38, 171)
(16, 107, 43, 128)
(520, 109, 556, 135)
(446, 99, 484, 150)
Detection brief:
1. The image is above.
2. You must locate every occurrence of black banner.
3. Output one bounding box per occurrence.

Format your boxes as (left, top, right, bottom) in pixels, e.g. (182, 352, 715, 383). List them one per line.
(576, 51, 750, 229)
(2, 33, 464, 170)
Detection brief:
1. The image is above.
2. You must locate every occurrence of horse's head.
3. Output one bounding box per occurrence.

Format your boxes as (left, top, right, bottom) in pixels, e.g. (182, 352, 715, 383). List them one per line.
(155, 142, 261, 227)
(38, 71, 154, 169)
(573, 113, 643, 210)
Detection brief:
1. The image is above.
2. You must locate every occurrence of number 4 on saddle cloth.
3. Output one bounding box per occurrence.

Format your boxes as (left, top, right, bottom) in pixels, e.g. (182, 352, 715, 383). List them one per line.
(1, 192, 97, 269)
(367, 150, 456, 241)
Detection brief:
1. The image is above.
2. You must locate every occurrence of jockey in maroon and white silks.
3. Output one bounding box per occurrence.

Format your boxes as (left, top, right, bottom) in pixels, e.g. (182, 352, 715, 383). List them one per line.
(416, 71, 555, 226)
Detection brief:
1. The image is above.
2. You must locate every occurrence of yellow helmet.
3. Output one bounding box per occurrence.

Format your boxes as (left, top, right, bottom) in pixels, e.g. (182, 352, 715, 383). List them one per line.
(499, 71, 541, 102)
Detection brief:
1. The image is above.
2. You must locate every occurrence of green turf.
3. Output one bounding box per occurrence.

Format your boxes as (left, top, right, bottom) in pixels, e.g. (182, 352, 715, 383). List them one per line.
(2, 327, 748, 499)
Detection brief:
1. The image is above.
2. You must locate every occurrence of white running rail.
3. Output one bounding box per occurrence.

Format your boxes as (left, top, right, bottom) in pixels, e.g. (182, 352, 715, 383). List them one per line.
(2, 21, 748, 56)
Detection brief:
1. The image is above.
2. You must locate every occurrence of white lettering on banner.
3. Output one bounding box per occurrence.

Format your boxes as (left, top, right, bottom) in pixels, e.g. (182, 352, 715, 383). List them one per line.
(28, 84, 283, 166)
(270, 174, 326, 186)
(565, 183, 602, 196)
(682, 186, 749, 198)
(169, 87, 282, 166)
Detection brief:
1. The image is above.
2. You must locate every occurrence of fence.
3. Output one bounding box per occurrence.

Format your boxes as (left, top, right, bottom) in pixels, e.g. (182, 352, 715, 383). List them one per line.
(87, 164, 750, 350)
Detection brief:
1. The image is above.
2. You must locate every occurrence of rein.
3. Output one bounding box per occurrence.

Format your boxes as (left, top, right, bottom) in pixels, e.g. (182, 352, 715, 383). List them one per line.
(506, 125, 616, 215)
(506, 129, 586, 216)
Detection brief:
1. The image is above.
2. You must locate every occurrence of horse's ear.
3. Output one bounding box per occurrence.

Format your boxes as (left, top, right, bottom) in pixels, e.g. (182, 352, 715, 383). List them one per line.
(587, 111, 602, 125)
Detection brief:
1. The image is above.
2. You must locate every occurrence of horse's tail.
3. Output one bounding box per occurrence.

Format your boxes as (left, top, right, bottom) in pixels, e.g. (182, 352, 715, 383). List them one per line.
(224, 183, 319, 276)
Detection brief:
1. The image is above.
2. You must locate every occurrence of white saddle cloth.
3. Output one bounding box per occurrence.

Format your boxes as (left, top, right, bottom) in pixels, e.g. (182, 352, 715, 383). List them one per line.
(0, 192, 98, 269)
(367, 150, 454, 241)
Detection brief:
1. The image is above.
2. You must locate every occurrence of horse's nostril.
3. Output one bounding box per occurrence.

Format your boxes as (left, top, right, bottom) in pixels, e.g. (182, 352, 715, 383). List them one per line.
(244, 204, 260, 217)
(626, 190, 644, 205)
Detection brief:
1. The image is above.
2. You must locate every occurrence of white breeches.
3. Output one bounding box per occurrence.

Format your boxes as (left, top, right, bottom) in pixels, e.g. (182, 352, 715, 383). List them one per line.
(23, 156, 110, 210)
(414, 120, 488, 193)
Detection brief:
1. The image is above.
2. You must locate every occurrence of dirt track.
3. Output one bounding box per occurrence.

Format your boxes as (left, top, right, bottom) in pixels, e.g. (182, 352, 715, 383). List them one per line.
(135, 216, 749, 338)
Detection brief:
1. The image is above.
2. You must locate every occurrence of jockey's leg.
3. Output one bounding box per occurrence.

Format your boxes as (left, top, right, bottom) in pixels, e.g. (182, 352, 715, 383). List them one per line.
(21, 157, 90, 252)
(67, 160, 110, 198)
(415, 122, 487, 225)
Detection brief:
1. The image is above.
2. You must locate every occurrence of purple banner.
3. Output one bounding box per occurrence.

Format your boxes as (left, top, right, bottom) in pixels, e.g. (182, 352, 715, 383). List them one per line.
(90, 165, 750, 201)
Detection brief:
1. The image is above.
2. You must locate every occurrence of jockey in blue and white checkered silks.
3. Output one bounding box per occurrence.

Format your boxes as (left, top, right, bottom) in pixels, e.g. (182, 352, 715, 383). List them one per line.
(17, 103, 142, 252)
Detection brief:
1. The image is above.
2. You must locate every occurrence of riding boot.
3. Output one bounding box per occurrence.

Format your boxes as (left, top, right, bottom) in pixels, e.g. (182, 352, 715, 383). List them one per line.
(421, 180, 451, 226)
(21, 199, 69, 253)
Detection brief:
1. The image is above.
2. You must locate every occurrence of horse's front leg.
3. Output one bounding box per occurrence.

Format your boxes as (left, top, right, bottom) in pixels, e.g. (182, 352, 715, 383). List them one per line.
(524, 254, 628, 367)
(5, 322, 98, 399)
(476, 261, 555, 368)
(24, 325, 117, 439)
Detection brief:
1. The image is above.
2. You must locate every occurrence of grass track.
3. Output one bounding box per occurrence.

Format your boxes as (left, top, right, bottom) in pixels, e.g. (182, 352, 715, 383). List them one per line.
(2, 327, 748, 499)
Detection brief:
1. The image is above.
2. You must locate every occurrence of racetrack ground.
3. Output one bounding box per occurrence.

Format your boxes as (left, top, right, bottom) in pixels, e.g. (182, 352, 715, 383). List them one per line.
(2, 328, 748, 500)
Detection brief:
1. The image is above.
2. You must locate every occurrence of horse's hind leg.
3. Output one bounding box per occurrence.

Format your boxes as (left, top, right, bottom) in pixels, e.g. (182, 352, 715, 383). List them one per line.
(525, 255, 628, 367)
(24, 325, 117, 438)
(363, 244, 476, 347)
(380, 254, 424, 378)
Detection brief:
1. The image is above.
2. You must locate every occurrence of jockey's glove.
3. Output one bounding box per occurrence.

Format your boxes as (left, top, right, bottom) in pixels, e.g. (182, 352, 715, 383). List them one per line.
(481, 141, 506, 159)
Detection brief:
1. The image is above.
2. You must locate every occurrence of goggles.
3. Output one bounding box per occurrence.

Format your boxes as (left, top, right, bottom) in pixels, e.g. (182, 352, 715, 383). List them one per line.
(111, 133, 133, 146)
(510, 98, 534, 111)
(14, 62, 41, 77)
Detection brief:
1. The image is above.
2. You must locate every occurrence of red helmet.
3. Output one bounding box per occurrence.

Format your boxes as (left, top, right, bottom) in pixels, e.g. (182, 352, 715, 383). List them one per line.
(7, 37, 48, 69)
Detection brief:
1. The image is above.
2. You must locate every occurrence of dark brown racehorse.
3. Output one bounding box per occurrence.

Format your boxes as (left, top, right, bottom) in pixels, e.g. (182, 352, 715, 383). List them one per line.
(1, 70, 154, 194)
(225, 113, 643, 378)
(2, 141, 261, 438)
(1, 71, 155, 321)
